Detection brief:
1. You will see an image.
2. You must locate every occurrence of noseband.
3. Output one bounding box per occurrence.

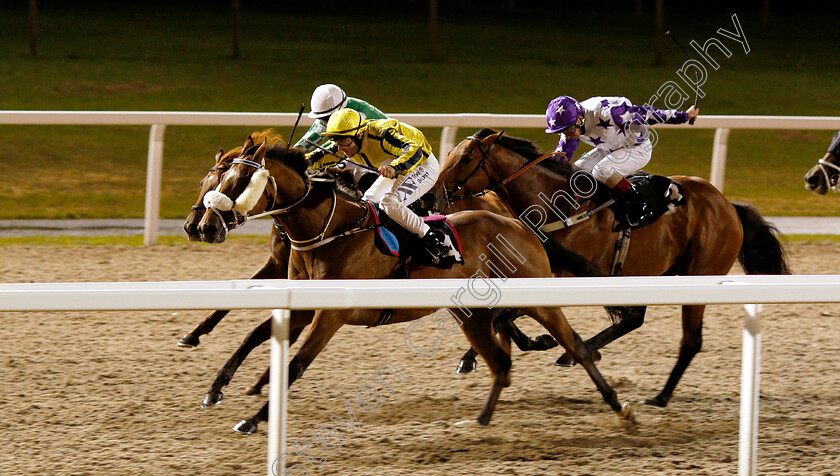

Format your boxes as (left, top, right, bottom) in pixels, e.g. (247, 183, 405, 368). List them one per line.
(816, 158, 840, 192)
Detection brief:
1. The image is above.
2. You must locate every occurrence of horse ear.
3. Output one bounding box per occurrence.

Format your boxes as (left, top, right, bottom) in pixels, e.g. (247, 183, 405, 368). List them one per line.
(487, 129, 505, 144)
(215, 148, 225, 162)
(253, 138, 268, 162)
(242, 135, 255, 151)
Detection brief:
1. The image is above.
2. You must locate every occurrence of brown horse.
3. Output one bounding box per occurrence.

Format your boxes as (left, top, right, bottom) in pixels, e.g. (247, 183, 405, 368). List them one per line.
(179, 130, 291, 395)
(434, 128, 790, 407)
(188, 134, 559, 399)
(804, 147, 840, 195)
(198, 138, 635, 434)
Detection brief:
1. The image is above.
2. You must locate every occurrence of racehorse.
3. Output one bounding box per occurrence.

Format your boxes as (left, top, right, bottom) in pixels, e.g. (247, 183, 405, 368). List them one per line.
(180, 130, 290, 395)
(804, 148, 839, 195)
(198, 138, 635, 434)
(184, 134, 556, 398)
(434, 128, 790, 407)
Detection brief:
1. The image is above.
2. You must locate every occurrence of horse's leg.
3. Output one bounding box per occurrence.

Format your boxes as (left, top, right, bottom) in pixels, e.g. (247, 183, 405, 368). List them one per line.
(456, 309, 557, 375)
(178, 257, 282, 348)
(456, 348, 479, 375)
(524, 306, 634, 420)
(202, 310, 313, 408)
(244, 326, 306, 396)
(458, 310, 513, 426)
(498, 315, 558, 353)
(555, 306, 646, 367)
(646, 304, 704, 407)
(233, 310, 346, 434)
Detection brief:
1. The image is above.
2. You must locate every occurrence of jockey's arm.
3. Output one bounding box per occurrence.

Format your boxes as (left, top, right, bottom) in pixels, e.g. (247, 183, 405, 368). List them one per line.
(625, 104, 690, 125)
(381, 127, 424, 174)
(294, 120, 327, 153)
(555, 134, 580, 161)
(828, 130, 840, 159)
(305, 142, 342, 170)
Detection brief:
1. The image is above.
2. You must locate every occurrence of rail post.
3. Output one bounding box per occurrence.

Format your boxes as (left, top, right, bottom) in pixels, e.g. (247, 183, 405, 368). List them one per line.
(144, 124, 166, 246)
(738, 303, 762, 476)
(267, 308, 291, 476)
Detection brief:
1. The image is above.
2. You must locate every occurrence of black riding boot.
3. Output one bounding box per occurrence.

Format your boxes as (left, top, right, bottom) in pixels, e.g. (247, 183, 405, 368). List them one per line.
(421, 227, 450, 264)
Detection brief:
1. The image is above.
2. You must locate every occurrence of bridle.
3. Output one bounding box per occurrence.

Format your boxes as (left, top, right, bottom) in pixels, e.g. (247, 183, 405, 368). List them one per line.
(219, 158, 371, 250)
(443, 134, 562, 205)
(816, 157, 840, 192)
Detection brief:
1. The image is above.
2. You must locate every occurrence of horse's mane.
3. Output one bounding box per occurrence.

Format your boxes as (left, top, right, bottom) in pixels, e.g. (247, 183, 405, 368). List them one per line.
(472, 128, 575, 177)
(263, 143, 309, 177)
(217, 129, 286, 165)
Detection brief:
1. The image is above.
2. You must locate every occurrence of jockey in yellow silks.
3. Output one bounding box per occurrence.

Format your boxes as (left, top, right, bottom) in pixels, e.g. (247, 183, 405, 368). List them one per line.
(305, 108, 449, 261)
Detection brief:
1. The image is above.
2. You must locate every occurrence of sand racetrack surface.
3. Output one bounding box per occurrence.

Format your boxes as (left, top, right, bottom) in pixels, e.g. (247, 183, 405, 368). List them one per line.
(2, 241, 840, 475)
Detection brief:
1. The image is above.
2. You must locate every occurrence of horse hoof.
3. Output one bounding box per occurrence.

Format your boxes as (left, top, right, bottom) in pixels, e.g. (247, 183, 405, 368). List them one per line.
(456, 359, 477, 375)
(644, 395, 668, 407)
(201, 391, 224, 408)
(536, 334, 559, 350)
(618, 402, 637, 422)
(555, 354, 576, 367)
(244, 386, 262, 396)
(177, 334, 200, 348)
(233, 419, 258, 435)
(454, 419, 483, 428)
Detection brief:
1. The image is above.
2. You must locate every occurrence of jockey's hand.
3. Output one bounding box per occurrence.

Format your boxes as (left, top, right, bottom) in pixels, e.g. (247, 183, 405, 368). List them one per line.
(687, 105, 700, 123)
(379, 165, 396, 178)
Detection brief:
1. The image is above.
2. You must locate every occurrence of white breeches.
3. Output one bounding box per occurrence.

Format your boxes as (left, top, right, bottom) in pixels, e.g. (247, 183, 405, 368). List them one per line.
(574, 140, 653, 184)
(363, 153, 440, 237)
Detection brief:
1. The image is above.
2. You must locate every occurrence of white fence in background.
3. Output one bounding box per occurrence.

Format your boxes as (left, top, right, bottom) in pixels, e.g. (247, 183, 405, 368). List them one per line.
(2, 111, 839, 245)
(3, 275, 840, 475)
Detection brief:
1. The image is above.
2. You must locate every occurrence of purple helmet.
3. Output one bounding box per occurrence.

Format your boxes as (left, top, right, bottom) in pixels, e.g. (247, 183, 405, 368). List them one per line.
(545, 96, 582, 133)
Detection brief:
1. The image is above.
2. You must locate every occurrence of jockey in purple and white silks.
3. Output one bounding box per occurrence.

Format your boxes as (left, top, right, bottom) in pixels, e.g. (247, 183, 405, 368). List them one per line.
(545, 95, 699, 225)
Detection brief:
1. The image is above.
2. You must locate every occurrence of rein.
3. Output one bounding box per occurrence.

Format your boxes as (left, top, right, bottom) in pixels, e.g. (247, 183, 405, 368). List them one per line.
(817, 158, 840, 192)
(447, 135, 565, 202)
(226, 158, 373, 250)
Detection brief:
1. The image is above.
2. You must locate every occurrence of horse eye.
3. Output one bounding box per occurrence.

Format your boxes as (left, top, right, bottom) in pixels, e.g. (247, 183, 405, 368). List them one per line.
(459, 156, 472, 165)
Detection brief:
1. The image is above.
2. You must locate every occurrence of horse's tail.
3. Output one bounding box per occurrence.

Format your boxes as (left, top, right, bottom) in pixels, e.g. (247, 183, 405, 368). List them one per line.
(733, 201, 791, 275)
(540, 236, 630, 324)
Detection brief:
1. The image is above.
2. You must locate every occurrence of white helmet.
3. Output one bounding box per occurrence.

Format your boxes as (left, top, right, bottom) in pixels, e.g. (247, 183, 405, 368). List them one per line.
(308, 84, 348, 119)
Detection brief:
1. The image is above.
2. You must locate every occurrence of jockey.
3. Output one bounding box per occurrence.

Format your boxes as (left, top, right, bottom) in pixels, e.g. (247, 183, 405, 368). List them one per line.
(294, 84, 387, 152)
(295, 84, 387, 188)
(545, 95, 699, 226)
(304, 108, 450, 262)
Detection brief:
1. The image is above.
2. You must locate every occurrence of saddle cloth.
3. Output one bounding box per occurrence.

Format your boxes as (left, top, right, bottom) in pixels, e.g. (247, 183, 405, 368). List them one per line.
(367, 202, 464, 269)
(613, 171, 686, 229)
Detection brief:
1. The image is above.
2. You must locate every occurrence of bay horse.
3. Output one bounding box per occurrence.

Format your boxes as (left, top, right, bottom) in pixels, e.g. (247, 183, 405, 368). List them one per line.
(198, 138, 635, 434)
(179, 130, 292, 395)
(434, 128, 790, 407)
(804, 140, 840, 194)
(185, 134, 557, 399)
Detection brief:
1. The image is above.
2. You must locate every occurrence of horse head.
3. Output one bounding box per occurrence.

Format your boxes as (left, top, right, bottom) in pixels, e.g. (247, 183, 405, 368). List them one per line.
(804, 152, 839, 195)
(185, 129, 285, 241)
(198, 136, 311, 243)
(198, 137, 275, 243)
(433, 130, 507, 207)
(184, 147, 236, 241)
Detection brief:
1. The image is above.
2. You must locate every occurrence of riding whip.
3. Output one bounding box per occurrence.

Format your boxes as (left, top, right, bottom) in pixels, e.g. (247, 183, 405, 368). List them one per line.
(665, 30, 700, 125)
(288, 103, 306, 145)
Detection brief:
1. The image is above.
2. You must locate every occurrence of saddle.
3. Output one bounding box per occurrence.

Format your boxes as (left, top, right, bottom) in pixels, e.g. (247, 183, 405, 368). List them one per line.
(366, 202, 464, 270)
(611, 171, 686, 230)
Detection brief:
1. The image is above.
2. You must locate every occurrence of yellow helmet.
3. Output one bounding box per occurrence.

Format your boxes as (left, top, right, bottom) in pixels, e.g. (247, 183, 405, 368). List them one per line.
(323, 108, 368, 138)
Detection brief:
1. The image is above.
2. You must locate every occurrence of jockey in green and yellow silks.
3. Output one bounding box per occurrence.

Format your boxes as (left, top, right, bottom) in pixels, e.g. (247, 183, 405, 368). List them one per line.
(305, 108, 449, 263)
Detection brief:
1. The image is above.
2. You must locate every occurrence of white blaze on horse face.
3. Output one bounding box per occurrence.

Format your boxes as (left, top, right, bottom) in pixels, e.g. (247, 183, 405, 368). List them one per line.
(234, 168, 269, 214)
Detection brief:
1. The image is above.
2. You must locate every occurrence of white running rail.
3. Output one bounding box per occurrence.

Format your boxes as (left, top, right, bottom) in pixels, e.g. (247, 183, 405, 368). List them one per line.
(2, 111, 839, 244)
(3, 274, 840, 475)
